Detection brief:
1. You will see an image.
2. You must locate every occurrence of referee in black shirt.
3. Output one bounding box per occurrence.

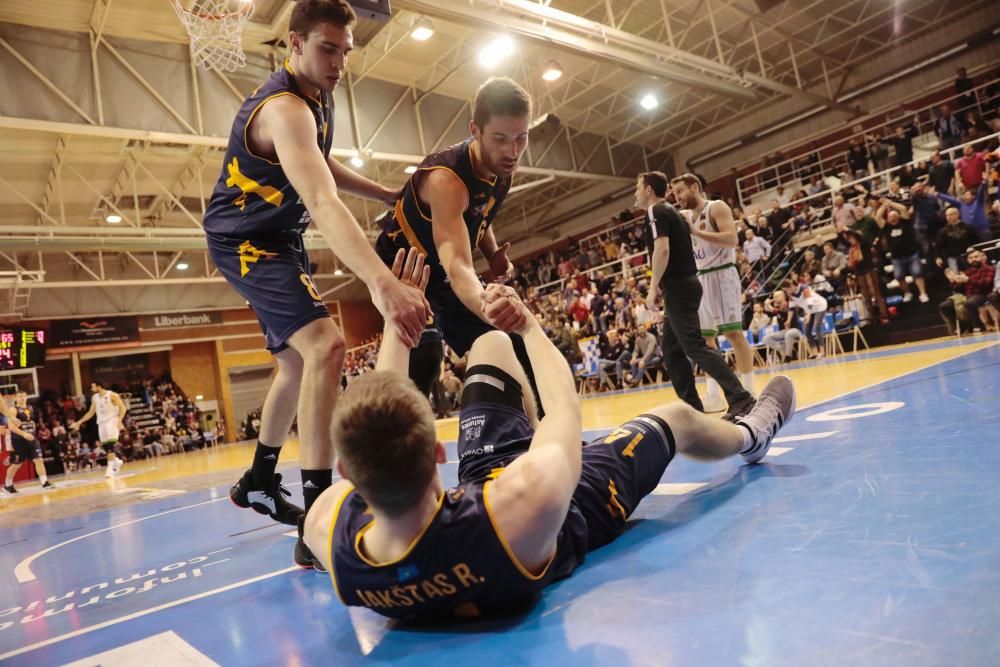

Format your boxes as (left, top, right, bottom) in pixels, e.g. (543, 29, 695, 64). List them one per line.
(637, 172, 755, 419)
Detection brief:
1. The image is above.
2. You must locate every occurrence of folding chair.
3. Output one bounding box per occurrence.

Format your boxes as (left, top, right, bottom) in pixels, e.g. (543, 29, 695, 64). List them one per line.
(822, 312, 845, 357)
(575, 336, 601, 396)
(836, 310, 870, 353)
(746, 329, 767, 368)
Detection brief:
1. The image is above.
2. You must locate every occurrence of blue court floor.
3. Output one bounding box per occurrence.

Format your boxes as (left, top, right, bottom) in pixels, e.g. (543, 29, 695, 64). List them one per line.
(1, 342, 998, 666)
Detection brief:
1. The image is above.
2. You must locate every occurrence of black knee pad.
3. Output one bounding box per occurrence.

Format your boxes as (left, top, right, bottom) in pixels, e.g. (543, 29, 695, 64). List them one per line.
(461, 364, 524, 411)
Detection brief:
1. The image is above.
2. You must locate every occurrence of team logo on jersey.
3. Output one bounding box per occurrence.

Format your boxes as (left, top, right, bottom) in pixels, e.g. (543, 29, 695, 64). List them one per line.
(226, 157, 284, 211)
(238, 240, 278, 277)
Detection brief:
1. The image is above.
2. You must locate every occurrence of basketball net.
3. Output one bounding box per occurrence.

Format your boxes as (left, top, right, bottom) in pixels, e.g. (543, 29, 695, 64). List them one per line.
(171, 0, 255, 72)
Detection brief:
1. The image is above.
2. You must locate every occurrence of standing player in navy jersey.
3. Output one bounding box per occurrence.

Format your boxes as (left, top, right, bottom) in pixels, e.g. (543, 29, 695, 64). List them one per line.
(303, 253, 796, 620)
(375, 77, 536, 399)
(202, 0, 430, 569)
(3, 392, 53, 494)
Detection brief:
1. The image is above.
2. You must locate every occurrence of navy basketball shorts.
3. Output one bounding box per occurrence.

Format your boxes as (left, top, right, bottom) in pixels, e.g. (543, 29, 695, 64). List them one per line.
(455, 364, 533, 483)
(207, 233, 330, 353)
(10, 437, 42, 464)
(574, 415, 676, 550)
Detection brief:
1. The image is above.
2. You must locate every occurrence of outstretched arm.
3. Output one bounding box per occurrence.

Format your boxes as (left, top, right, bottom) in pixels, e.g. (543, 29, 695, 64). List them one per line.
(479, 284, 582, 575)
(262, 95, 429, 347)
(326, 156, 398, 207)
(375, 248, 431, 376)
(70, 402, 96, 430)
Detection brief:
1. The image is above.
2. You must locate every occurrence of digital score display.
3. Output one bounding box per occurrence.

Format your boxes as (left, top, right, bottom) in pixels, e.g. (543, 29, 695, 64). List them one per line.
(0, 328, 47, 370)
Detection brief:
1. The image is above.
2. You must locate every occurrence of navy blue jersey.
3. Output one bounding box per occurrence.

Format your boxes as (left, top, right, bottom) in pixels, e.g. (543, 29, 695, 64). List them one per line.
(13, 407, 34, 435)
(328, 481, 584, 620)
(378, 138, 512, 281)
(203, 60, 334, 240)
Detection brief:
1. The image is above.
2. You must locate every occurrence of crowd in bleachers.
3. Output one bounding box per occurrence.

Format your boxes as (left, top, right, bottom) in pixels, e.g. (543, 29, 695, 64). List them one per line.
(320, 66, 1000, 407)
(8, 375, 216, 476)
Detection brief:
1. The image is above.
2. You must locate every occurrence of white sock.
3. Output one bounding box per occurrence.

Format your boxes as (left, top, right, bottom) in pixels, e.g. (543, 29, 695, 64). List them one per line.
(741, 372, 755, 393)
(705, 377, 722, 399)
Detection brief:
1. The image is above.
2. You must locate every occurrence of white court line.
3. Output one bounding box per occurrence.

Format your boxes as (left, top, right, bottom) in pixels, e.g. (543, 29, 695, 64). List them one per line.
(773, 431, 836, 443)
(794, 340, 999, 413)
(652, 483, 709, 495)
(767, 447, 794, 457)
(10, 339, 993, 653)
(14, 496, 230, 583)
(0, 566, 298, 662)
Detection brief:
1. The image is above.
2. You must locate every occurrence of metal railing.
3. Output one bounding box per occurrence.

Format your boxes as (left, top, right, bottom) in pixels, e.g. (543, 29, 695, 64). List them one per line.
(735, 74, 1000, 203)
(746, 130, 1000, 244)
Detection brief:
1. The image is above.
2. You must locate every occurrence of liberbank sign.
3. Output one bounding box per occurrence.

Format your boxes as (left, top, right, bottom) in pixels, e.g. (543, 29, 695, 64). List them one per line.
(139, 311, 224, 330)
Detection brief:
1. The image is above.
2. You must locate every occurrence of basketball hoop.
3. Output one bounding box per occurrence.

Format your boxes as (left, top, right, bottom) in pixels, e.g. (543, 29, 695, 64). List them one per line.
(171, 0, 255, 72)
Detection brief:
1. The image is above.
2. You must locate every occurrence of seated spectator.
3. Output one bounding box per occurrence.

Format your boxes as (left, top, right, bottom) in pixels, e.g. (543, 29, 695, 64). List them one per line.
(743, 227, 772, 267)
(798, 248, 821, 277)
(934, 206, 980, 273)
(748, 302, 772, 341)
(820, 241, 848, 285)
(939, 250, 996, 334)
(762, 290, 803, 362)
(621, 324, 661, 388)
(597, 328, 628, 391)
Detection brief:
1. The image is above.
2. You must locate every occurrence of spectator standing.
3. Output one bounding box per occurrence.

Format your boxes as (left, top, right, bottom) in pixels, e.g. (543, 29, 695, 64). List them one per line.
(935, 105, 963, 150)
(935, 183, 990, 240)
(927, 151, 956, 194)
(743, 228, 772, 267)
(875, 199, 929, 303)
(954, 67, 976, 111)
(955, 145, 988, 192)
(934, 206, 980, 273)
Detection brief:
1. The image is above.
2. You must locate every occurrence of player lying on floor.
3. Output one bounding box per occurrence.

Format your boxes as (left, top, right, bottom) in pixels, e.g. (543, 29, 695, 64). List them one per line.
(304, 247, 796, 619)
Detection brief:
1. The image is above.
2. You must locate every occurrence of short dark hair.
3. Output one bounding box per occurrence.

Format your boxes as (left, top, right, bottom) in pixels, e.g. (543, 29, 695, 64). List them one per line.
(289, 0, 356, 37)
(333, 371, 438, 517)
(671, 173, 703, 191)
(638, 171, 669, 197)
(473, 77, 532, 129)
(92, 380, 104, 388)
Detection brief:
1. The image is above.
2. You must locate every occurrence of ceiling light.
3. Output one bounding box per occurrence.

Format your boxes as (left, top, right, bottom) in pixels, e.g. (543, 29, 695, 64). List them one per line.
(542, 61, 563, 81)
(334, 268, 344, 276)
(478, 35, 514, 68)
(640, 94, 658, 110)
(404, 165, 418, 174)
(105, 214, 122, 224)
(177, 262, 189, 270)
(195, 394, 204, 400)
(350, 154, 364, 168)
(410, 18, 434, 41)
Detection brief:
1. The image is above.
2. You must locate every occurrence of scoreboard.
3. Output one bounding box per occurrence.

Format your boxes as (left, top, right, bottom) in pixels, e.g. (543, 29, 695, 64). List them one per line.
(0, 328, 47, 370)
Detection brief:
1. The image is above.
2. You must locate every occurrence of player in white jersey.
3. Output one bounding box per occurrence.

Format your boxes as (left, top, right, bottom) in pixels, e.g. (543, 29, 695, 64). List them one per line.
(671, 174, 754, 412)
(70, 380, 128, 477)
